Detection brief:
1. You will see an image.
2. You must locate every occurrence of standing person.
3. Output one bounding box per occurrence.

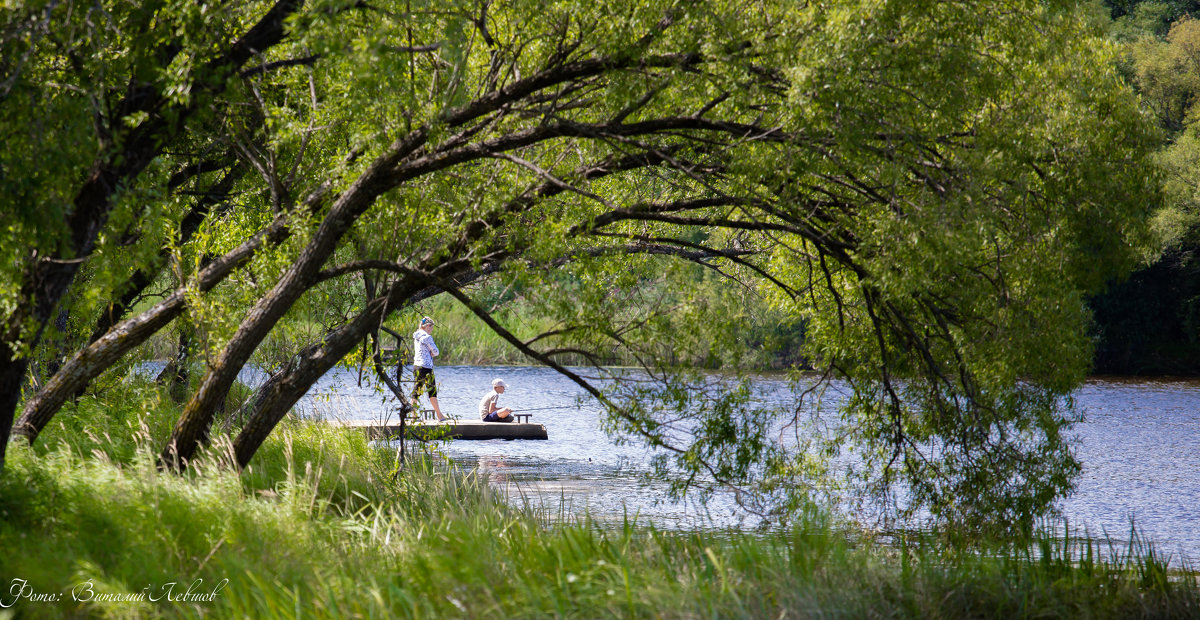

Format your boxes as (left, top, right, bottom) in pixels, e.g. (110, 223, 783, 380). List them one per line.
(479, 378, 513, 422)
(411, 316, 446, 422)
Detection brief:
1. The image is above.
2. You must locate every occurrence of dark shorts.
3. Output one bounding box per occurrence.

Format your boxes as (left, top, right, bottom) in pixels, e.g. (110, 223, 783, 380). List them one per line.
(483, 411, 513, 422)
(411, 366, 437, 399)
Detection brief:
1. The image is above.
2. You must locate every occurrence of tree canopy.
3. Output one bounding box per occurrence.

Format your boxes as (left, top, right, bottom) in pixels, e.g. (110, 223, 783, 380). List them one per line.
(0, 0, 1161, 532)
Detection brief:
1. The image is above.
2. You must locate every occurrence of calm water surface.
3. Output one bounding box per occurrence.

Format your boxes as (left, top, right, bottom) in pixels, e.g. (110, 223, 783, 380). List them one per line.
(282, 366, 1200, 564)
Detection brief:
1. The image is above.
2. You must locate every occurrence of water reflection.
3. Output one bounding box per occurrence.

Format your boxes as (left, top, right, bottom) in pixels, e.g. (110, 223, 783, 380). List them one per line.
(478, 455, 517, 484)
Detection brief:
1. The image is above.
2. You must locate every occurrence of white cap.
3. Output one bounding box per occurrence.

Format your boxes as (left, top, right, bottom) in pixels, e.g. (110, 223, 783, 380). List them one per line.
(492, 378, 507, 388)
(420, 316, 435, 326)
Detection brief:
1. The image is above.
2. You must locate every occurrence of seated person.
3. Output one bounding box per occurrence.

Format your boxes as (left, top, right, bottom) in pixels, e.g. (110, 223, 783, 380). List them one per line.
(479, 378, 514, 422)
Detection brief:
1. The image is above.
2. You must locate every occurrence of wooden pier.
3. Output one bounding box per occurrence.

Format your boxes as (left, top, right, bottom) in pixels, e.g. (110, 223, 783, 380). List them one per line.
(333, 418, 548, 440)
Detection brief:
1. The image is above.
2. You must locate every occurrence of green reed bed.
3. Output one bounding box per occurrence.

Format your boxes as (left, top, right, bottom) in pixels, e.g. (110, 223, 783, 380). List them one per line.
(1, 403, 1197, 618)
(390, 291, 801, 370)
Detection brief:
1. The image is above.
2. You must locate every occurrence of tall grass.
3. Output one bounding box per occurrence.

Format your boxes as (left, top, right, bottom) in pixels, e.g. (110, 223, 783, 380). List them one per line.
(27, 372, 254, 465)
(2, 382, 1197, 618)
(390, 298, 596, 366)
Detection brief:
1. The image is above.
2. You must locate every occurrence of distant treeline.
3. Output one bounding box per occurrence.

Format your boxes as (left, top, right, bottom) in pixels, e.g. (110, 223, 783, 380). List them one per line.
(386, 262, 808, 371)
(1090, 1, 1200, 374)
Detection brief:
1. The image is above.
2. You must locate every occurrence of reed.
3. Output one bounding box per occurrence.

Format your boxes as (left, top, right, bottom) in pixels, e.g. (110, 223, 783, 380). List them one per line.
(391, 294, 801, 369)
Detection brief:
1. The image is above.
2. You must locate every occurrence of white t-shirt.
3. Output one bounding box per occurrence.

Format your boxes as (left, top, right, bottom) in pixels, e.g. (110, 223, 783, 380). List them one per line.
(478, 390, 500, 419)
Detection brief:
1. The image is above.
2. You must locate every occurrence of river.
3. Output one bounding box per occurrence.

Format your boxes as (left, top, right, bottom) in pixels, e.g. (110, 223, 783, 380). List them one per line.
(274, 365, 1200, 565)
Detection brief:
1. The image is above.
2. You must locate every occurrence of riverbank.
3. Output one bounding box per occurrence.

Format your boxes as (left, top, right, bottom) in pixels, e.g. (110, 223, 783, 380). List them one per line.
(2, 383, 1197, 617)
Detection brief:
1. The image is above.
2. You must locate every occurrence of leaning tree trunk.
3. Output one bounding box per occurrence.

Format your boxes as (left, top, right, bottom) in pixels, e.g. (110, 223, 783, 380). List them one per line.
(228, 251, 517, 468)
(163, 189, 387, 467)
(229, 275, 421, 467)
(161, 280, 308, 470)
(159, 127, 436, 469)
(12, 218, 289, 444)
(0, 0, 304, 458)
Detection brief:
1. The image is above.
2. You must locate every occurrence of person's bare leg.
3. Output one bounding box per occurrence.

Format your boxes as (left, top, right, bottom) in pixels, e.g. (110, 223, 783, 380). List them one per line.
(429, 396, 445, 421)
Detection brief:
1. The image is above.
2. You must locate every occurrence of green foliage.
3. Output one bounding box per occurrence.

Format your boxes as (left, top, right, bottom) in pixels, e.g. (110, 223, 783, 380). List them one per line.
(1128, 16, 1200, 132)
(0, 0, 264, 340)
(1105, 0, 1200, 23)
(1107, 1, 1188, 39)
(573, 0, 1163, 534)
(1135, 17, 1200, 252)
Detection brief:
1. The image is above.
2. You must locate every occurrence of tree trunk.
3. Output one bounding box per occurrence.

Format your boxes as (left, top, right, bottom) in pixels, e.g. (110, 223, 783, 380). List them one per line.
(156, 327, 192, 404)
(0, 0, 303, 454)
(228, 258, 509, 468)
(231, 277, 422, 468)
(12, 218, 288, 444)
(162, 144, 417, 470)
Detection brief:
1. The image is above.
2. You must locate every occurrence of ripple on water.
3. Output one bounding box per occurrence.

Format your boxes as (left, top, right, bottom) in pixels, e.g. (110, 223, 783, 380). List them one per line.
(268, 366, 1200, 562)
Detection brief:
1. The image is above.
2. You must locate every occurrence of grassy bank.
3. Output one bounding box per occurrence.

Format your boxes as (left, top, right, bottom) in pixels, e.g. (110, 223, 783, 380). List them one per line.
(2, 383, 1198, 618)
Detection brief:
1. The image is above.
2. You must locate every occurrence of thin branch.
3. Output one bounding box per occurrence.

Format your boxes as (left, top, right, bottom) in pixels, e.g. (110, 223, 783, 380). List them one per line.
(239, 54, 321, 78)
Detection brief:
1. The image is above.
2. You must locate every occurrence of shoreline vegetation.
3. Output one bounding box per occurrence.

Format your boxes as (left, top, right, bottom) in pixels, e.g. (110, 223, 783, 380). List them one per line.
(1, 379, 1197, 618)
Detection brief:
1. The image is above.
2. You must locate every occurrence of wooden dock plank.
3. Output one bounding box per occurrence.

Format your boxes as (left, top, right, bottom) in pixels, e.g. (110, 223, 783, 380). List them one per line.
(333, 418, 548, 440)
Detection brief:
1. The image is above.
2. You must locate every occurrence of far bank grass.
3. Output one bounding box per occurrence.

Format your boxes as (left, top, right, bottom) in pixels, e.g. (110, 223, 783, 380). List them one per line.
(382, 294, 805, 369)
(1, 380, 1197, 618)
